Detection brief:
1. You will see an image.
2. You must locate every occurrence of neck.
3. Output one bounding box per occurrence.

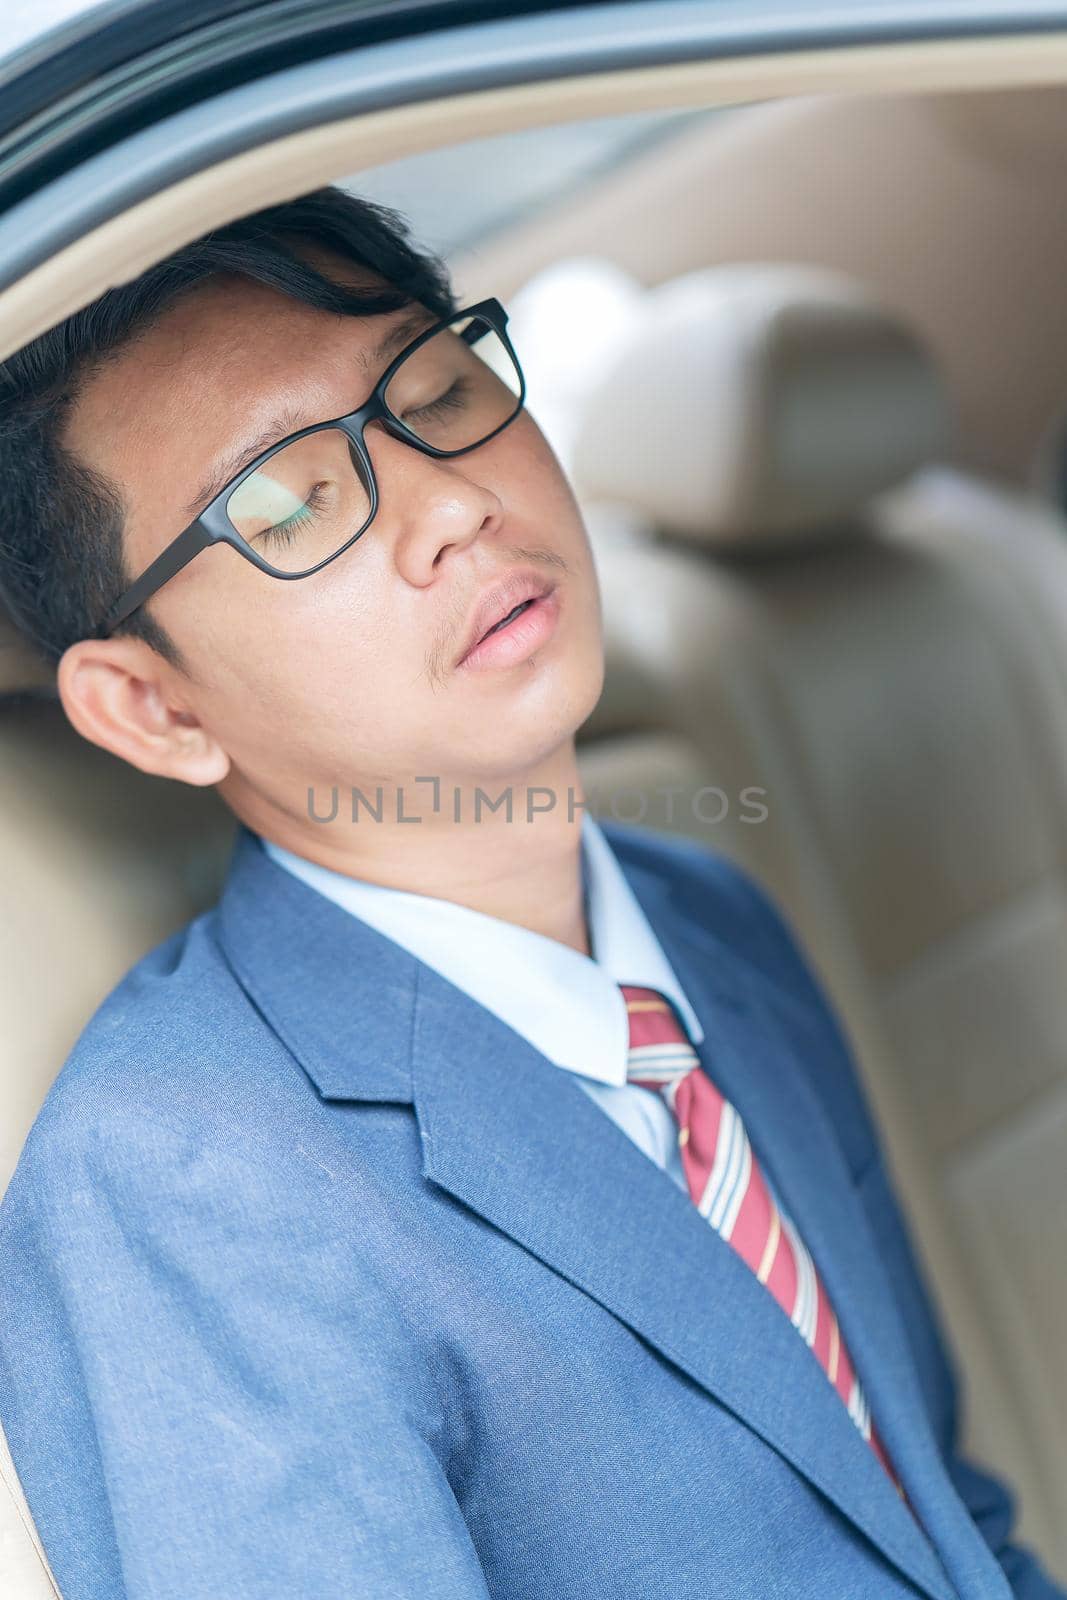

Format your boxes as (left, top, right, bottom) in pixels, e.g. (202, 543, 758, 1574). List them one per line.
(226, 740, 591, 955)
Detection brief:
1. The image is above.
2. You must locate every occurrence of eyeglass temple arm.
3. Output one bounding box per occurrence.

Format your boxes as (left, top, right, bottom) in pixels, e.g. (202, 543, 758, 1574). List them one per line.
(97, 521, 214, 637)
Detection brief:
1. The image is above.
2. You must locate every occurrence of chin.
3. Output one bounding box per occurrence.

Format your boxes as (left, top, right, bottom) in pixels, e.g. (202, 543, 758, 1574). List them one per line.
(474, 661, 604, 777)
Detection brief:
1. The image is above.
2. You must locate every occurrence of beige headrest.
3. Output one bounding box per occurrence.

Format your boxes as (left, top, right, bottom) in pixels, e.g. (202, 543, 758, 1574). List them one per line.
(571, 265, 950, 550)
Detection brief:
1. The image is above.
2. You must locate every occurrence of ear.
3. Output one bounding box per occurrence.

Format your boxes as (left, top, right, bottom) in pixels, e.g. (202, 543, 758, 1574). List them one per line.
(56, 636, 230, 787)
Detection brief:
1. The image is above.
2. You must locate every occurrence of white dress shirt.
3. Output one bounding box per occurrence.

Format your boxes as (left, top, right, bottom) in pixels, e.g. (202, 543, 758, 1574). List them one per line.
(260, 814, 704, 1192)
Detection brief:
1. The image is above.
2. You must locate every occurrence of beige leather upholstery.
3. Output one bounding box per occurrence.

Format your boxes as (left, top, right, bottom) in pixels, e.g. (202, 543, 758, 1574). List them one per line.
(572, 267, 1067, 1579)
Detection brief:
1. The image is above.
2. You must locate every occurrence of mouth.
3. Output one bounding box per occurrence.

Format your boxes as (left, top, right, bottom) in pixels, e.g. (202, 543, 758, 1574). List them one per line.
(456, 569, 560, 670)
(480, 598, 536, 638)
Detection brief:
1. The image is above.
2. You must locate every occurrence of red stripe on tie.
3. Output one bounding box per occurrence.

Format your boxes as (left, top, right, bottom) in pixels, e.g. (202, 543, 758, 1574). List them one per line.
(620, 983, 909, 1505)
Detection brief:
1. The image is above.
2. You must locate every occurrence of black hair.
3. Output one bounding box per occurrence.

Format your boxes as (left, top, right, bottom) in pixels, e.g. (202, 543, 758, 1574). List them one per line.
(0, 186, 456, 672)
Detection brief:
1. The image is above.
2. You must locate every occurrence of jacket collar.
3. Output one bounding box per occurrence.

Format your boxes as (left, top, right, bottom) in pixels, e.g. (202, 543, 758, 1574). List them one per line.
(258, 811, 702, 1090)
(215, 822, 1007, 1600)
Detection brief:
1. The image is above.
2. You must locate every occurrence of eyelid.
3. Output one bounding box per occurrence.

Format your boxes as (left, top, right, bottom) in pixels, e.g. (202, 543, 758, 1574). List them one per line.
(403, 375, 470, 419)
(250, 481, 330, 542)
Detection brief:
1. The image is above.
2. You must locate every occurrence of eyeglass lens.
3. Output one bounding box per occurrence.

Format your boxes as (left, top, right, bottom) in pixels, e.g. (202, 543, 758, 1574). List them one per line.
(223, 315, 522, 575)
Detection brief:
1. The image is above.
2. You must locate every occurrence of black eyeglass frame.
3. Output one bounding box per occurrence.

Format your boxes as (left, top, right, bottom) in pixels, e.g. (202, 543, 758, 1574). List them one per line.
(93, 296, 525, 638)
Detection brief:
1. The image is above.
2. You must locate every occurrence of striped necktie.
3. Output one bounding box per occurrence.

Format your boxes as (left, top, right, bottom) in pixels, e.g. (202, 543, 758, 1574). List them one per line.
(622, 982, 902, 1489)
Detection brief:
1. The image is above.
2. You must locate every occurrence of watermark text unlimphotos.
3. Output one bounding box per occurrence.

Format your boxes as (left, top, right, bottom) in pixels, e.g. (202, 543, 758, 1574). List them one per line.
(306, 779, 769, 827)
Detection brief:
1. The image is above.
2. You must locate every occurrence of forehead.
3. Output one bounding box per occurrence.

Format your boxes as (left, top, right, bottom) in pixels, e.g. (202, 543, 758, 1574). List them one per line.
(64, 272, 433, 498)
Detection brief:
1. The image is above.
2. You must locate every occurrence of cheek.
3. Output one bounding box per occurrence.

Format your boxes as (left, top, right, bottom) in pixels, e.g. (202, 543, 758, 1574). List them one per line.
(150, 534, 382, 687)
(499, 417, 574, 507)
(498, 422, 595, 573)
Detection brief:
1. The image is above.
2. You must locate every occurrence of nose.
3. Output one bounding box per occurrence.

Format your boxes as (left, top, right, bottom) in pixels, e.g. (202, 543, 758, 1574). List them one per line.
(365, 421, 505, 586)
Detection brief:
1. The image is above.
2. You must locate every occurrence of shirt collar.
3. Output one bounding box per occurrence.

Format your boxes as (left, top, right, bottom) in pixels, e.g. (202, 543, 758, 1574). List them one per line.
(259, 812, 703, 1089)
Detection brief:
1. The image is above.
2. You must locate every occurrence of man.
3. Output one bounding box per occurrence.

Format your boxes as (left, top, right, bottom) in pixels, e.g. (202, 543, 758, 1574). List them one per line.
(0, 187, 1058, 1600)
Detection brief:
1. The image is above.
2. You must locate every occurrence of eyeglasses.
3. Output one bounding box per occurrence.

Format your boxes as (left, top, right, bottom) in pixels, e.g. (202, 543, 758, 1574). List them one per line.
(93, 296, 526, 638)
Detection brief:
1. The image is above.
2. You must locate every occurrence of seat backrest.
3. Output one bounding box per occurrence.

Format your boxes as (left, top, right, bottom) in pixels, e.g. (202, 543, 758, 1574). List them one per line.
(571, 266, 1067, 1580)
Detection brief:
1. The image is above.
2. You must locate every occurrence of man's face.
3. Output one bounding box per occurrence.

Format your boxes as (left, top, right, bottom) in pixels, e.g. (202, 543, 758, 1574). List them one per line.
(62, 266, 605, 823)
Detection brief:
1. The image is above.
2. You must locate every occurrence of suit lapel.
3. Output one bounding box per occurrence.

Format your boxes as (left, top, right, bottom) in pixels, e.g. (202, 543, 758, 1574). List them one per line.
(214, 826, 988, 1600)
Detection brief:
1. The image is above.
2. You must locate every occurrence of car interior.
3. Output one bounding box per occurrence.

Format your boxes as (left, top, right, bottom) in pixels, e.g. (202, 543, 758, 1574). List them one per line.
(3, 33, 1067, 1596)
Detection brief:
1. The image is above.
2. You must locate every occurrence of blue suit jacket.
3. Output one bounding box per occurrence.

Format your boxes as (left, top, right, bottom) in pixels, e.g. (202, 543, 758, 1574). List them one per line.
(0, 821, 1060, 1599)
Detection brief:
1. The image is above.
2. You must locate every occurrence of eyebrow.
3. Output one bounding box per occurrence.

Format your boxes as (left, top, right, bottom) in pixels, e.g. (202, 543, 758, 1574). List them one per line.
(181, 306, 440, 521)
(359, 307, 438, 373)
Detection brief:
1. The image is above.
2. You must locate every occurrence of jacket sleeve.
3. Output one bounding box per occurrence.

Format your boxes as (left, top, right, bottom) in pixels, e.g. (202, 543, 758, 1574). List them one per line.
(713, 853, 1066, 1600)
(0, 1101, 492, 1600)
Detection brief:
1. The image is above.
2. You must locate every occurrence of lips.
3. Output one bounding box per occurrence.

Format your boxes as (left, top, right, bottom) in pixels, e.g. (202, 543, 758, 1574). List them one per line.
(456, 569, 558, 667)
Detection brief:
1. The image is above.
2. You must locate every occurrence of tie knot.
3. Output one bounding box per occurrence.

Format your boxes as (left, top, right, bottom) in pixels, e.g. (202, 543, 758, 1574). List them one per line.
(620, 984, 700, 1086)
